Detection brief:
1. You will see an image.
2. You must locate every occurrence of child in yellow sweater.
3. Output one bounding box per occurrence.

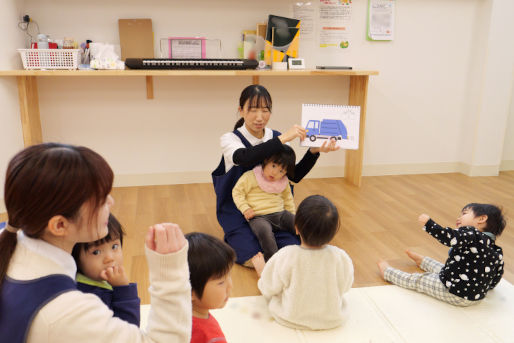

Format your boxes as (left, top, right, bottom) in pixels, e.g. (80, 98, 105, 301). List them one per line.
(232, 145, 297, 261)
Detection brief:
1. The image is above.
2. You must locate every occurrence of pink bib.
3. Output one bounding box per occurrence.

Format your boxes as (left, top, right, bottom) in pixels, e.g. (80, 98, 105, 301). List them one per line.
(253, 165, 288, 193)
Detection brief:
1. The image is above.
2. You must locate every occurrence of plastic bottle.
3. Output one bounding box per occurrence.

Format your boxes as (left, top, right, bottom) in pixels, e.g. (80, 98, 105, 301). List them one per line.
(63, 38, 75, 49)
(37, 34, 49, 49)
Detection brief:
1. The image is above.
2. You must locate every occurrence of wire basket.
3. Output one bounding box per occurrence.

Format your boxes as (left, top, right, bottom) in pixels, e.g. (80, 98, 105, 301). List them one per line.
(17, 49, 81, 70)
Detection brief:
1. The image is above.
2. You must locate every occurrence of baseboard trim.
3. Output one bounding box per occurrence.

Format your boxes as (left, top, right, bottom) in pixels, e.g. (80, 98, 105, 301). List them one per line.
(114, 171, 213, 187)
(114, 162, 508, 187)
(500, 160, 514, 171)
(466, 164, 500, 176)
(362, 162, 468, 176)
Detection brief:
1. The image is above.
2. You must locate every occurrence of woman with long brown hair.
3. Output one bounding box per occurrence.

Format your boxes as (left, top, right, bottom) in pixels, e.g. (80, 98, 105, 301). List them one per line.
(0, 143, 191, 343)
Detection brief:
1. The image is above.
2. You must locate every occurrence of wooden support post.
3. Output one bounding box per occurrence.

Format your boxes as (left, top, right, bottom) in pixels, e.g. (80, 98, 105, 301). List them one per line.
(345, 75, 369, 187)
(17, 76, 42, 147)
(146, 76, 154, 99)
(252, 75, 259, 85)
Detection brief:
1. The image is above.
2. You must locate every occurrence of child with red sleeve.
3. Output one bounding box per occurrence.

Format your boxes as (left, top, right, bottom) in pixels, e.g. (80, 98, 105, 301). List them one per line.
(185, 232, 236, 343)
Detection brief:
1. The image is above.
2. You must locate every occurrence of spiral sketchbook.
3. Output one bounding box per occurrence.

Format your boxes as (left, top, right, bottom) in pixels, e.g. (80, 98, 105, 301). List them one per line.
(300, 104, 360, 150)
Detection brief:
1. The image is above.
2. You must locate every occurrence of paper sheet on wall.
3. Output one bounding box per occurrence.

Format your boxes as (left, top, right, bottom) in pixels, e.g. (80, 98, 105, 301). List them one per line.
(293, 2, 315, 41)
(367, 0, 395, 41)
(318, 0, 352, 51)
(301, 104, 360, 150)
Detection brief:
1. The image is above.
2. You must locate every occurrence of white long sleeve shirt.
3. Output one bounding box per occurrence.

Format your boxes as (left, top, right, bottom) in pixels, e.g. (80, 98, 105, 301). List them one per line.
(6, 231, 192, 343)
(258, 244, 354, 330)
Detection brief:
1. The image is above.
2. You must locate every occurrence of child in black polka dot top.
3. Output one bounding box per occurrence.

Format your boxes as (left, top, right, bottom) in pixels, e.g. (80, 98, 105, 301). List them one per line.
(378, 203, 506, 306)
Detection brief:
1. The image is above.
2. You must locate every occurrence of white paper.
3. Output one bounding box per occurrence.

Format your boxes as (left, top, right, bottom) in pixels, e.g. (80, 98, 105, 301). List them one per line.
(368, 0, 395, 41)
(293, 2, 316, 41)
(170, 38, 203, 59)
(318, 0, 352, 50)
(301, 104, 360, 150)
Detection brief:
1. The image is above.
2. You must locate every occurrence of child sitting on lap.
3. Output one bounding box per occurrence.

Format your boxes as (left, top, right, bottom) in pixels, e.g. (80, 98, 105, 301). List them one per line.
(186, 232, 236, 343)
(232, 145, 297, 262)
(253, 195, 354, 330)
(378, 203, 506, 306)
(72, 214, 140, 325)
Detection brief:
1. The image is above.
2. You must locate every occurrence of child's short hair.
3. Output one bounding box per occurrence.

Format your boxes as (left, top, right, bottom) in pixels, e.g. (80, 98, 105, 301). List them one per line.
(462, 203, 506, 236)
(185, 232, 236, 298)
(295, 195, 340, 247)
(262, 144, 296, 179)
(72, 214, 125, 271)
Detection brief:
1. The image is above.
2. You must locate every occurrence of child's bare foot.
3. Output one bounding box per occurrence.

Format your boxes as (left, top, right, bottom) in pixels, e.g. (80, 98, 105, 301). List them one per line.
(251, 252, 266, 277)
(377, 259, 390, 279)
(405, 249, 424, 267)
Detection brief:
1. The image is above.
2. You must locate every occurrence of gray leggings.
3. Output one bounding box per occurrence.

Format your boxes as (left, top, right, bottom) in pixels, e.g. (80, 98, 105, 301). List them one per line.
(248, 210, 296, 261)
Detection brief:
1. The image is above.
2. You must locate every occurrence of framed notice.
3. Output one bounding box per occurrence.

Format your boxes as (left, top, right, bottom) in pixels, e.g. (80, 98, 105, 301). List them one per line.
(168, 37, 206, 58)
(367, 0, 395, 41)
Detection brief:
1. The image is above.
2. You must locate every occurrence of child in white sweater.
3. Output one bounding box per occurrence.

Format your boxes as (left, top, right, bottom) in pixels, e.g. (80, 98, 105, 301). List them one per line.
(253, 195, 354, 330)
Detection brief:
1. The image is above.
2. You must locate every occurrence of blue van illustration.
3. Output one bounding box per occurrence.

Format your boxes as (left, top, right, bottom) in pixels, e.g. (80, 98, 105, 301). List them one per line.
(305, 119, 348, 142)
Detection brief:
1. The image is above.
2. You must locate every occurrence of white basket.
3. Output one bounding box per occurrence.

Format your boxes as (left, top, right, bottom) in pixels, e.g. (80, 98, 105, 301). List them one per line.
(17, 49, 81, 70)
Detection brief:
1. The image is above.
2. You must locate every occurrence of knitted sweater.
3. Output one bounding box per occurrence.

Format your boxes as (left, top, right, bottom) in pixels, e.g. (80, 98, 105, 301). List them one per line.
(258, 245, 354, 330)
(232, 169, 295, 216)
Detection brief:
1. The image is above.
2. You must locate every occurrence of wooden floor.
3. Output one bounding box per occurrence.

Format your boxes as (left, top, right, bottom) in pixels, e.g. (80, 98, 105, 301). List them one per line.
(2, 171, 513, 304)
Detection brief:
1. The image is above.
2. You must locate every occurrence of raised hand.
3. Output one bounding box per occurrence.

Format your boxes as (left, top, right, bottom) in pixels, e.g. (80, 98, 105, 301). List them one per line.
(418, 214, 430, 225)
(145, 223, 187, 254)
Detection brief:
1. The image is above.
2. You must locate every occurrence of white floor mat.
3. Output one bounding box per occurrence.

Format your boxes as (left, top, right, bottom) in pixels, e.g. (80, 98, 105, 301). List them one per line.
(140, 279, 514, 342)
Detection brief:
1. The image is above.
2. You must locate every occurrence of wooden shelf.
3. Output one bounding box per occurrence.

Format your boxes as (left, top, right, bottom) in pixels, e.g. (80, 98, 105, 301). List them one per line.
(0, 69, 378, 77)
(0, 68, 378, 186)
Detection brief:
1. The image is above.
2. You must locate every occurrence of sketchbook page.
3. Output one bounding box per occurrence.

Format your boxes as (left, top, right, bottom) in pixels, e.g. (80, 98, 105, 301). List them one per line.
(300, 104, 360, 150)
(367, 0, 395, 41)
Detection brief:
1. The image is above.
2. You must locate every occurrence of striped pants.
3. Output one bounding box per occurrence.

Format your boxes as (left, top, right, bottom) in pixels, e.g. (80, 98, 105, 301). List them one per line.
(384, 257, 476, 306)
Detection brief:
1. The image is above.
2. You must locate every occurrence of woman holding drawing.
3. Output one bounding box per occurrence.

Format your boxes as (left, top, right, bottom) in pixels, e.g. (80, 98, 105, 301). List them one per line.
(212, 84, 339, 267)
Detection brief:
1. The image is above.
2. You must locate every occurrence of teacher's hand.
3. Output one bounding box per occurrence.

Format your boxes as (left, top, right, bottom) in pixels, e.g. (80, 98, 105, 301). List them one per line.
(145, 223, 186, 254)
(279, 125, 307, 143)
(310, 138, 340, 153)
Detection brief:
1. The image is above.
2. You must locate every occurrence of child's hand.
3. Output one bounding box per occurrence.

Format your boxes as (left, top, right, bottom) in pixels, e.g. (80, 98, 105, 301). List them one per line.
(418, 214, 430, 225)
(244, 208, 256, 221)
(145, 223, 186, 254)
(310, 138, 340, 154)
(279, 125, 307, 143)
(101, 265, 129, 287)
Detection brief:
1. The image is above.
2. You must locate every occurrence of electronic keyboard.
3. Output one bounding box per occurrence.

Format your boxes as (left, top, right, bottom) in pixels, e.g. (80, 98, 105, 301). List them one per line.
(125, 58, 258, 70)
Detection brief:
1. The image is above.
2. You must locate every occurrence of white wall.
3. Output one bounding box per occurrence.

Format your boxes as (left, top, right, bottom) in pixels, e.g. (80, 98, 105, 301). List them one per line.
(1, 0, 513, 207)
(501, 84, 514, 170)
(465, 0, 514, 175)
(0, 0, 26, 212)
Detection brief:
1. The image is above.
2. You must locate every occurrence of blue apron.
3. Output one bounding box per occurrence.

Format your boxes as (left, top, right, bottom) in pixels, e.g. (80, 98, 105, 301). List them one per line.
(212, 130, 300, 264)
(0, 275, 76, 343)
